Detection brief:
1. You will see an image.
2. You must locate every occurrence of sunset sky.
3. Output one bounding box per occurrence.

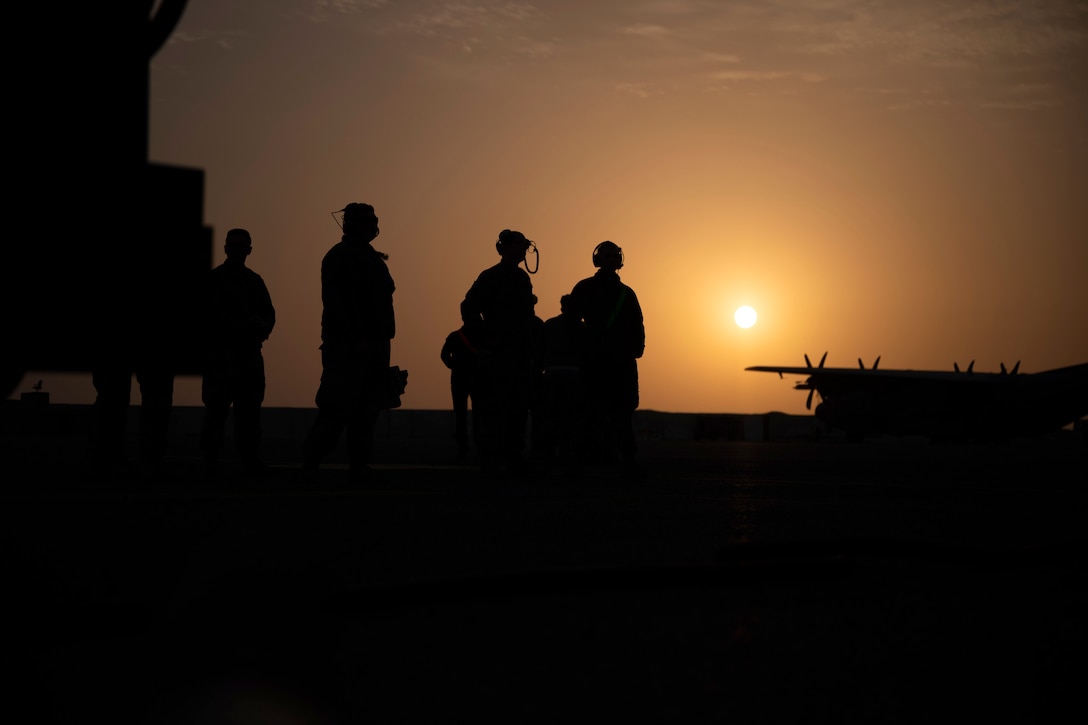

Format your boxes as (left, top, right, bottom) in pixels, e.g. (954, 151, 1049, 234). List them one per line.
(15, 0, 1088, 415)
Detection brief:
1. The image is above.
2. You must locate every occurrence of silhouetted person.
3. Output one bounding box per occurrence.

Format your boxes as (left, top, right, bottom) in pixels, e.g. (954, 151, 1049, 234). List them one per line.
(88, 243, 187, 482)
(532, 294, 589, 465)
(303, 203, 398, 482)
(440, 325, 480, 461)
(461, 229, 538, 476)
(199, 228, 276, 478)
(89, 357, 174, 482)
(568, 241, 646, 478)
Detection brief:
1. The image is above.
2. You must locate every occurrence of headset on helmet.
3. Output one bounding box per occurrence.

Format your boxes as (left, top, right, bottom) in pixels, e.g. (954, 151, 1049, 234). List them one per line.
(592, 240, 624, 270)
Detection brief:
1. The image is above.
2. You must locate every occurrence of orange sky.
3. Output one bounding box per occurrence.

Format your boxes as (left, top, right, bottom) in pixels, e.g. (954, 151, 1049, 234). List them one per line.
(13, 1, 1088, 415)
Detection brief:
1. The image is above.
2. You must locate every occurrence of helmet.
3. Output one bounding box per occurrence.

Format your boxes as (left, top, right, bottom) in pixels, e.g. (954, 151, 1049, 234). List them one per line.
(496, 229, 531, 256)
(337, 203, 379, 239)
(592, 240, 624, 270)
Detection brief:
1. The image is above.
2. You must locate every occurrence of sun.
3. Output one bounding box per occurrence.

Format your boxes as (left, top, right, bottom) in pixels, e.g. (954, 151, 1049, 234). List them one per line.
(734, 305, 757, 329)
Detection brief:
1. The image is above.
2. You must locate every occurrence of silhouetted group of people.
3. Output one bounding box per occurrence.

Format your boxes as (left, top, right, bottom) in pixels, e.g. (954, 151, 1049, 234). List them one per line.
(444, 235, 646, 478)
(88, 226, 279, 482)
(87, 204, 645, 483)
(88, 201, 406, 484)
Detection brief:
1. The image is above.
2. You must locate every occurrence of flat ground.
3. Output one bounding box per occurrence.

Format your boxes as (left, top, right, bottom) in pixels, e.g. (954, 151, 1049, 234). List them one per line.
(5, 407, 1086, 724)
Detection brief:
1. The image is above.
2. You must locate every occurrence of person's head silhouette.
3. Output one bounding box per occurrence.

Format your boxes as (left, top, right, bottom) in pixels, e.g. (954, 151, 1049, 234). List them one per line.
(223, 228, 252, 265)
(592, 240, 624, 271)
(339, 203, 380, 242)
(496, 229, 531, 258)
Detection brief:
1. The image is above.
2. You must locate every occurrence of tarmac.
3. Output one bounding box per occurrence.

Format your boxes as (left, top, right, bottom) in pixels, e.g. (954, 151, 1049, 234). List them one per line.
(5, 402, 1086, 724)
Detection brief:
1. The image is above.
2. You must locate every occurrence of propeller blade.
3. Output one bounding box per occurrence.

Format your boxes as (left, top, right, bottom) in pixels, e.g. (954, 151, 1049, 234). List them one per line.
(1012, 360, 1020, 374)
(954, 362, 960, 373)
(818, 351, 827, 368)
(968, 360, 974, 373)
(873, 356, 880, 370)
(806, 388, 814, 410)
(858, 358, 864, 369)
(804, 354, 812, 368)
(1001, 362, 1007, 374)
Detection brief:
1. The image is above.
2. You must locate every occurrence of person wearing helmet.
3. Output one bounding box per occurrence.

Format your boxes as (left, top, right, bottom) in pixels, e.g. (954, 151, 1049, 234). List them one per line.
(460, 229, 539, 476)
(303, 202, 399, 482)
(567, 240, 646, 478)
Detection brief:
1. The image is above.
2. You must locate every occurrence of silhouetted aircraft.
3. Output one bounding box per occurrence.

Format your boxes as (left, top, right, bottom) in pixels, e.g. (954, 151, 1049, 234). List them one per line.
(747, 353, 1088, 442)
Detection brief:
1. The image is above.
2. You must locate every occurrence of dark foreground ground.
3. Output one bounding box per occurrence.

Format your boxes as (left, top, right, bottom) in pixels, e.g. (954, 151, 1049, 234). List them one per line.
(4, 408, 1086, 724)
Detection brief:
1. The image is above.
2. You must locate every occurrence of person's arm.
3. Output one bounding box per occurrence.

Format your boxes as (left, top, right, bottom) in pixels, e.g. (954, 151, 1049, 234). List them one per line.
(441, 333, 457, 369)
(255, 277, 276, 342)
(629, 288, 645, 359)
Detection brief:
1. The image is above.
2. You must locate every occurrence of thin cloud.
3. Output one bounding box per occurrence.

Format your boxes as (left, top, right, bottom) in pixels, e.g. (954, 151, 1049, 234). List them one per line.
(295, 0, 1083, 110)
(311, 0, 389, 13)
(700, 51, 742, 63)
(621, 23, 673, 38)
(781, 0, 1088, 67)
(301, 0, 389, 22)
(166, 29, 247, 50)
(613, 81, 662, 98)
(395, 2, 543, 37)
(980, 98, 1062, 110)
(709, 69, 826, 83)
(885, 97, 954, 111)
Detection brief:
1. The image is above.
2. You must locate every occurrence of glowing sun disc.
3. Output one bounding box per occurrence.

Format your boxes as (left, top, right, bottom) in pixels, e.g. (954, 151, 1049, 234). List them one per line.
(735, 305, 757, 328)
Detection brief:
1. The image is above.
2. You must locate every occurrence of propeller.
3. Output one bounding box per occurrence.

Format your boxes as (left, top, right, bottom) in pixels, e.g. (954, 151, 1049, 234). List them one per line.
(954, 360, 975, 373)
(1000, 360, 1021, 375)
(802, 352, 826, 410)
(800, 350, 822, 409)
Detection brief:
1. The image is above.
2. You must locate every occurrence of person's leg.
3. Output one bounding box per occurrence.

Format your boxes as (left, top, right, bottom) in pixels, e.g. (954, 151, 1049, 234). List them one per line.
(533, 374, 560, 463)
(553, 371, 582, 461)
(611, 360, 641, 475)
(451, 373, 470, 458)
(345, 403, 380, 476)
(303, 349, 348, 469)
(137, 366, 175, 473)
(200, 366, 230, 473)
(90, 366, 133, 478)
(472, 355, 503, 471)
(497, 353, 532, 471)
(232, 353, 267, 471)
(303, 402, 345, 469)
(348, 341, 394, 478)
(612, 408, 639, 462)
